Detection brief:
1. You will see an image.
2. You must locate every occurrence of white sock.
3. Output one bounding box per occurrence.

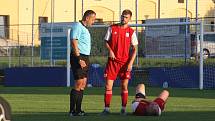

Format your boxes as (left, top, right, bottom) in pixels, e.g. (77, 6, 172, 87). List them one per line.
(121, 106, 126, 110)
(105, 107, 110, 111)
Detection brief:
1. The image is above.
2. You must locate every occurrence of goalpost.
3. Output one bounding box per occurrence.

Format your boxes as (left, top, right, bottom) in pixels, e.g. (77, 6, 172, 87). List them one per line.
(129, 21, 204, 90)
(66, 21, 204, 89)
(67, 28, 71, 87)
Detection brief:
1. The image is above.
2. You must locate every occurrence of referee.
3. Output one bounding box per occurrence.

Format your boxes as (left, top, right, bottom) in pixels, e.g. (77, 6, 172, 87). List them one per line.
(69, 10, 96, 116)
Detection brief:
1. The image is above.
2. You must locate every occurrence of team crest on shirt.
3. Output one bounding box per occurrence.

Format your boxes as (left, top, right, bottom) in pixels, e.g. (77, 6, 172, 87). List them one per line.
(126, 33, 129, 37)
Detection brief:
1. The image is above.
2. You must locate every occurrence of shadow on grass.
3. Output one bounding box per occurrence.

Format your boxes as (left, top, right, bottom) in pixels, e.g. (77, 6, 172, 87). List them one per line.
(12, 111, 215, 121)
(1, 86, 215, 99)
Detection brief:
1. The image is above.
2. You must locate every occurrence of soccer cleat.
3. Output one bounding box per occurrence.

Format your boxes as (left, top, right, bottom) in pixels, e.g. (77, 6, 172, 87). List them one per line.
(100, 109, 110, 115)
(75, 110, 86, 116)
(120, 109, 127, 115)
(69, 110, 76, 117)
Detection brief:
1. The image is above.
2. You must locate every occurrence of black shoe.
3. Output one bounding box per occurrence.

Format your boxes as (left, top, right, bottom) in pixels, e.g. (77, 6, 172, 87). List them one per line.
(100, 109, 110, 115)
(69, 110, 76, 117)
(75, 110, 86, 116)
(120, 109, 127, 115)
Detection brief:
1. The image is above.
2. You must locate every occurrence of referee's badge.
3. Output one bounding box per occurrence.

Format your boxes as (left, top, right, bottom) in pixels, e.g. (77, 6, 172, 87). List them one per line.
(126, 33, 129, 37)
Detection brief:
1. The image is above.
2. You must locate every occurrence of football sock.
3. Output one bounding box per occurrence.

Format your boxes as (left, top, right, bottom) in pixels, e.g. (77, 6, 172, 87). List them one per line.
(76, 90, 83, 112)
(121, 90, 128, 107)
(70, 89, 79, 113)
(121, 106, 126, 110)
(104, 90, 112, 108)
(105, 107, 110, 111)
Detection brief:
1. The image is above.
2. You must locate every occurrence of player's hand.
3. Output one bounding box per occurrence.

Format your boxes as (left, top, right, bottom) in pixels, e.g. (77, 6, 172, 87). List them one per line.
(127, 64, 132, 71)
(109, 50, 115, 60)
(79, 59, 87, 69)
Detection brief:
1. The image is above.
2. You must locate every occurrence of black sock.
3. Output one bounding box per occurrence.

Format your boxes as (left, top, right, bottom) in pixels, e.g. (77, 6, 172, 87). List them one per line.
(76, 90, 84, 113)
(70, 89, 79, 113)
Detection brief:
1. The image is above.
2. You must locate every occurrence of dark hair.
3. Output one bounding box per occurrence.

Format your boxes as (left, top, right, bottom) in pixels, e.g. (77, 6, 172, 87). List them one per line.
(82, 10, 96, 21)
(122, 9, 132, 16)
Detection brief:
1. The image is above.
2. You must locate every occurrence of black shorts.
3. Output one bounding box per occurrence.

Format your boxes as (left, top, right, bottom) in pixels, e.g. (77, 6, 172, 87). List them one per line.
(70, 54, 90, 80)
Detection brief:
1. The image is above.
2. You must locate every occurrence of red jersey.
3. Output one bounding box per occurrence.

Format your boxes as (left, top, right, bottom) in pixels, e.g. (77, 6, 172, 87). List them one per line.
(132, 98, 165, 116)
(132, 100, 150, 116)
(104, 24, 138, 63)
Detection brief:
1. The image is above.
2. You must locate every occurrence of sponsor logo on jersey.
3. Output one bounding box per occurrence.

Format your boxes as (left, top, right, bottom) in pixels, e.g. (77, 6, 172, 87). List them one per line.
(126, 33, 129, 37)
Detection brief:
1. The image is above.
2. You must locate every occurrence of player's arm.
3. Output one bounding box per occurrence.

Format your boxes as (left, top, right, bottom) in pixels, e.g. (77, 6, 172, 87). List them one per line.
(127, 32, 138, 71)
(127, 45, 137, 71)
(70, 24, 81, 56)
(104, 27, 115, 60)
(71, 39, 80, 56)
(105, 42, 115, 60)
(70, 25, 86, 68)
(71, 39, 86, 68)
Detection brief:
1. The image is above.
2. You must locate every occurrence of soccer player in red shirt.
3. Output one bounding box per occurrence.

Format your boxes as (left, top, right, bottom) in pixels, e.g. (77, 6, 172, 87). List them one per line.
(132, 84, 169, 116)
(101, 9, 138, 115)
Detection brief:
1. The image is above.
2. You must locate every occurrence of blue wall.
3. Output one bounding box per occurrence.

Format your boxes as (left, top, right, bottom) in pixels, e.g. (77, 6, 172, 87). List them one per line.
(4, 67, 71, 86)
(4, 66, 215, 88)
(149, 66, 199, 88)
(149, 66, 215, 89)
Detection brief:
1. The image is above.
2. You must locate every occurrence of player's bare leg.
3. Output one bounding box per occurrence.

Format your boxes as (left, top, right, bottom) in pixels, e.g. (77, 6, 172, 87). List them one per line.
(136, 84, 146, 96)
(157, 90, 169, 102)
(74, 79, 84, 91)
(80, 78, 87, 90)
(148, 90, 169, 115)
(120, 79, 129, 115)
(101, 79, 114, 115)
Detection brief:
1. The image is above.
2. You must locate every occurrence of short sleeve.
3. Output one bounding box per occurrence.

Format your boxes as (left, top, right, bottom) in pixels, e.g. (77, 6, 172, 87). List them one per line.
(70, 23, 81, 40)
(131, 31, 138, 45)
(104, 27, 112, 41)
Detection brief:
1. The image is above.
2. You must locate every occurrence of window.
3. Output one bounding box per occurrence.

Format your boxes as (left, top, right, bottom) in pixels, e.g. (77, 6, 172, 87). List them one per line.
(211, 21, 214, 32)
(94, 18, 104, 25)
(0, 15, 9, 39)
(178, 0, 184, 3)
(204, 34, 215, 42)
(38, 17, 48, 39)
(39, 17, 48, 24)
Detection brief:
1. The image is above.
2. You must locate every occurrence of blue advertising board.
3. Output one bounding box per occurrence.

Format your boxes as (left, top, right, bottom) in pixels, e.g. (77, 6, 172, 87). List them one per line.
(40, 22, 72, 60)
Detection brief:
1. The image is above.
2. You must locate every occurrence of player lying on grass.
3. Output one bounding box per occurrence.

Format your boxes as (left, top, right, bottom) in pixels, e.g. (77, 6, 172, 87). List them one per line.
(131, 84, 169, 116)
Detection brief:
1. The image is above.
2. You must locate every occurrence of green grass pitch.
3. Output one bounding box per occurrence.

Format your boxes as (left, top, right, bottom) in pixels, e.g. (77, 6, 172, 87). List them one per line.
(0, 86, 215, 121)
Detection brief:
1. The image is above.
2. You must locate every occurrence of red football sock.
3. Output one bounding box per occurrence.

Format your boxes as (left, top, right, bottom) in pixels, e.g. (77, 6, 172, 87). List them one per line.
(104, 90, 112, 107)
(121, 90, 128, 107)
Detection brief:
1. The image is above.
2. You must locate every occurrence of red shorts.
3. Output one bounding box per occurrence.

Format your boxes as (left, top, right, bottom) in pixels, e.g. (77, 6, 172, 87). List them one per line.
(153, 98, 165, 111)
(104, 59, 131, 80)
